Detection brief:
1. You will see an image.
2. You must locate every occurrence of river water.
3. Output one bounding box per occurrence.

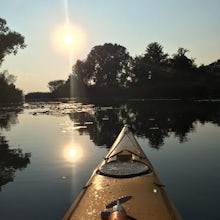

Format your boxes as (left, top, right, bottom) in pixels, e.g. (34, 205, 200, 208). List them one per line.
(0, 100, 220, 220)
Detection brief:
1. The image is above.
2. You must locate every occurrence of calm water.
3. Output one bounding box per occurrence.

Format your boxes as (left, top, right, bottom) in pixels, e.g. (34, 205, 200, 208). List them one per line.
(0, 100, 220, 220)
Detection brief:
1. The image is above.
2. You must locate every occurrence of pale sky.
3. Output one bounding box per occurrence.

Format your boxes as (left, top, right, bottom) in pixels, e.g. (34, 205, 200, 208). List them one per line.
(1, 0, 220, 93)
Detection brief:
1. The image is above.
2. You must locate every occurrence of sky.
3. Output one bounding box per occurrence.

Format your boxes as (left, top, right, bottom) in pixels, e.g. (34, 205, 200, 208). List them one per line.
(1, 0, 220, 93)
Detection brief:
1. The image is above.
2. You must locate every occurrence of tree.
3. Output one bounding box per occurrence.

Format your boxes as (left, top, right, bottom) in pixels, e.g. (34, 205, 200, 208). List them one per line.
(0, 70, 23, 103)
(73, 43, 133, 88)
(0, 18, 26, 103)
(73, 60, 91, 85)
(172, 47, 195, 70)
(132, 55, 149, 85)
(144, 42, 168, 65)
(142, 42, 169, 81)
(0, 18, 26, 65)
(48, 80, 65, 92)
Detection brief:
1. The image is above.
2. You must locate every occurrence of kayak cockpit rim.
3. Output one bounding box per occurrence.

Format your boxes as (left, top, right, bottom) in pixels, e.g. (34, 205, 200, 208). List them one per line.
(97, 161, 152, 178)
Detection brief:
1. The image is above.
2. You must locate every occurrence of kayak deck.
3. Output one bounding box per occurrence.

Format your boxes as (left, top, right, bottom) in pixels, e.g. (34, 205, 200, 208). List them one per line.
(63, 125, 182, 220)
(64, 174, 181, 220)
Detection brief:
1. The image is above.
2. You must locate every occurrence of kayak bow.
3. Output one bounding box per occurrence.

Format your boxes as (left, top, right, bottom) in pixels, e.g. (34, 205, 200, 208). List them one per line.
(63, 124, 182, 220)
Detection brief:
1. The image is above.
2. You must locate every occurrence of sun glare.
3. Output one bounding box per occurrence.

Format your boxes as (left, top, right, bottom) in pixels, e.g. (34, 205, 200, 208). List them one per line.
(70, 148, 76, 157)
(51, 23, 86, 57)
(64, 33, 74, 45)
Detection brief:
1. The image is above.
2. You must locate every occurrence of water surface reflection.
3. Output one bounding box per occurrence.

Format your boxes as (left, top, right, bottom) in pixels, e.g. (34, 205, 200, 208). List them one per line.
(0, 106, 31, 190)
(63, 143, 84, 164)
(65, 100, 220, 149)
(0, 100, 220, 220)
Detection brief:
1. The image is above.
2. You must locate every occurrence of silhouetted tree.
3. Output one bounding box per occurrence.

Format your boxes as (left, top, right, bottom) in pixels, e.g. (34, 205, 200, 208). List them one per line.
(141, 42, 169, 81)
(73, 60, 91, 85)
(48, 80, 65, 92)
(0, 18, 25, 103)
(207, 59, 220, 73)
(73, 43, 133, 88)
(131, 42, 171, 96)
(144, 42, 168, 65)
(132, 55, 149, 85)
(172, 47, 195, 70)
(41, 41, 220, 99)
(0, 70, 23, 103)
(0, 18, 26, 65)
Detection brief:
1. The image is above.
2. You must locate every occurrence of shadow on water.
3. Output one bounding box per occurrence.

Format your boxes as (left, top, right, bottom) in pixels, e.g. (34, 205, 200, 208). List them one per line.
(66, 100, 220, 149)
(0, 106, 31, 191)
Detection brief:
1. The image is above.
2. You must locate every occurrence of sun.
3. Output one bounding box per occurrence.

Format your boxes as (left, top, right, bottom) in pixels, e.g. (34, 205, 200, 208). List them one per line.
(64, 33, 74, 45)
(51, 23, 86, 56)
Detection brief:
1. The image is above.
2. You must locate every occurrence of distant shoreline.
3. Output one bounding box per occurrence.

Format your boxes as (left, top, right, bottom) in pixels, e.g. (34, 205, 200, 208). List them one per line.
(23, 95, 220, 103)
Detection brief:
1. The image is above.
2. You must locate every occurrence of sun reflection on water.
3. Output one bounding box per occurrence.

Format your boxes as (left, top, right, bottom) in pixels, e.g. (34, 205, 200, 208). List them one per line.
(63, 144, 83, 164)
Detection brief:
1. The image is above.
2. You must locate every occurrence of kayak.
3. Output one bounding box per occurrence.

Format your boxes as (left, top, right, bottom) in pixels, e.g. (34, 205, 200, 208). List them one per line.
(63, 124, 182, 220)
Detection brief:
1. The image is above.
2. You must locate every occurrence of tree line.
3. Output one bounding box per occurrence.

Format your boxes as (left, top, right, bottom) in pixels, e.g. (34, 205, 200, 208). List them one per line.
(0, 18, 26, 103)
(1, 16, 220, 102)
(27, 42, 220, 100)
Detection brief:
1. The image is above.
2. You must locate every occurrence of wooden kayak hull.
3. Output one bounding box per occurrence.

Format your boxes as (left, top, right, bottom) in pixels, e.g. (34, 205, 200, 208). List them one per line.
(63, 125, 182, 220)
